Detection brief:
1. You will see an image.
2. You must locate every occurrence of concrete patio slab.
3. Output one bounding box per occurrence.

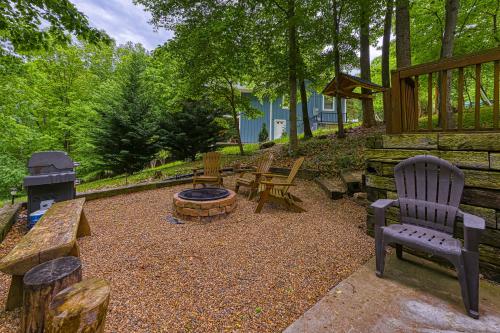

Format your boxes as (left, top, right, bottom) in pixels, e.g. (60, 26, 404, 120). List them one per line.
(284, 252, 500, 333)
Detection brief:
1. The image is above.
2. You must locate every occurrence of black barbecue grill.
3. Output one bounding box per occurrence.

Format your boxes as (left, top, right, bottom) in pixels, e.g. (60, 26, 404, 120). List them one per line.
(23, 151, 76, 215)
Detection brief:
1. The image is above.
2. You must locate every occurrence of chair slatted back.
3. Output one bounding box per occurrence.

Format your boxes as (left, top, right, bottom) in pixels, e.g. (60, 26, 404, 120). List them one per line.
(394, 155, 464, 234)
(256, 152, 274, 174)
(278, 157, 305, 193)
(203, 152, 221, 177)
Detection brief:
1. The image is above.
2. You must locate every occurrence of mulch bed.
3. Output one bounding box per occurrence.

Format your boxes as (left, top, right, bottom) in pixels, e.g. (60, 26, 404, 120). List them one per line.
(0, 176, 373, 332)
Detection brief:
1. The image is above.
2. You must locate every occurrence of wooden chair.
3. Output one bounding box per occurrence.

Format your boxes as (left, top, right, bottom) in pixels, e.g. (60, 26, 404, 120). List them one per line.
(235, 152, 274, 199)
(192, 152, 223, 188)
(371, 155, 485, 319)
(255, 156, 305, 213)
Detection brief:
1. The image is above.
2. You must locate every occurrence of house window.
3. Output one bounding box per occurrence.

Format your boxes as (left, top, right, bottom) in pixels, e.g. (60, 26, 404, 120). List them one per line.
(323, 95, 334, 111)
(281, 95, 289, 109)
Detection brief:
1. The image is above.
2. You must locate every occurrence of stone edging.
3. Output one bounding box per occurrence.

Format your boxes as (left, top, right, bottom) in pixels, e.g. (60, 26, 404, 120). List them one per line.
(76, 178, 193, 201)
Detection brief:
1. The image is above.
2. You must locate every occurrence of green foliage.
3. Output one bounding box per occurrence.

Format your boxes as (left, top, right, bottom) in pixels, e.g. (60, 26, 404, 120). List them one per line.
(160, 100, 226, 161)
(0, 0, 110, 53)
(258, 123, 269, 143)
(94, 45, 163, 175)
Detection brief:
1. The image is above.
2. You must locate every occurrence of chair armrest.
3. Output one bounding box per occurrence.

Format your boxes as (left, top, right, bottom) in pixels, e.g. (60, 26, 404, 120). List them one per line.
(192, 168, 202, 176)
(260, 180, 296, 186)
(370, 199, 398, 227)
(458, 210, 485, 252)
(262, 173, 288, 178)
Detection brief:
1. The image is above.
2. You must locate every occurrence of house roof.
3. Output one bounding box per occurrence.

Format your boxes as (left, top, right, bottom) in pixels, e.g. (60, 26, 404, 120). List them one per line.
(322, 73, 387, 99)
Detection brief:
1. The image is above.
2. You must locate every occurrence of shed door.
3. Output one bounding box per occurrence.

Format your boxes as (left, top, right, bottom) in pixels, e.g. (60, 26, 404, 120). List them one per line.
(273, 119, 286, 139)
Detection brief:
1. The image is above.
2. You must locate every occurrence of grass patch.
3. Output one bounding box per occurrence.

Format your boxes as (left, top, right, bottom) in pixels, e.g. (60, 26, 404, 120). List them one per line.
(418, 106, 494, 129)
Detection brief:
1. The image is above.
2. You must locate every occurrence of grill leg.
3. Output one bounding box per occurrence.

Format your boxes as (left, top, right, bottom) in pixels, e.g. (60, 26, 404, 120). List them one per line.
(396, 244, 403, 259)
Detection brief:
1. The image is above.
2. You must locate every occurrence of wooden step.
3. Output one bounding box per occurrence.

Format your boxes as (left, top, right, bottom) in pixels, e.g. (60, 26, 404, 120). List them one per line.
(314, 177, 346, 200)
(340, 169, 364, 195)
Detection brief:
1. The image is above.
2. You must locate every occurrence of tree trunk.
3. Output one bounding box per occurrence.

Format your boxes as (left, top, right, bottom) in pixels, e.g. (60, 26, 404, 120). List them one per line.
(22, 257, 82, 333)
(438, 0, 459, 128)
(232, 110, 244, 155)
(360, 0, 376, 128)
(333, 0, 345, 138)
(229, 83, 245, 155)
(382, 0, 393, 89)
(46, 278, 111, 333)
(297, 44, 312, 138)
(395, 0, 411, 68)
(300, 79, 313, 138)
(288, 0, 299, 153)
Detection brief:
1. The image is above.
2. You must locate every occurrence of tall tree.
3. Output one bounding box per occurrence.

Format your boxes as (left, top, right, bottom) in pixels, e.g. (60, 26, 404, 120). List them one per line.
(440, 0, 460, 127)
(287, 0, 299, 151)
(381, 0, 394, 88)
(95, 45, 162, 175)
(135, 1, 259, 155)
(332, 0, 346, 138)
(0, 0, 109, 53)
(359, 0, 376, 127)
(395, 0, 411, 68)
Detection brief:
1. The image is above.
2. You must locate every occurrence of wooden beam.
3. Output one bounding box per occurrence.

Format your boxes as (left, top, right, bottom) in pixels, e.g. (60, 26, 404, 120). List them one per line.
(398, 47, 500, 78)
(427, 73, 433, 130)
(475, 64, 481, 130)
(441, 70, 448, 130)
(390, 70, 402, 134)
(337, 90, 375, 99)
(458, 67, 464, 130)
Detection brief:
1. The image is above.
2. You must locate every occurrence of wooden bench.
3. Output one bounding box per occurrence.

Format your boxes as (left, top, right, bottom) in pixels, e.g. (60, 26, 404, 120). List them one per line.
(0, 198, 90, 310)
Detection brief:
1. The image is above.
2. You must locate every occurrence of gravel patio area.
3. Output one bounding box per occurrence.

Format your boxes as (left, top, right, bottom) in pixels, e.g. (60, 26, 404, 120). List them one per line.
(0, 176, 373, 332)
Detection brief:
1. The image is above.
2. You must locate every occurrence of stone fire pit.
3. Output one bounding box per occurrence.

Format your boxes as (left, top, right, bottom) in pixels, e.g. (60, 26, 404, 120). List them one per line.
(173, 188, 237, 222)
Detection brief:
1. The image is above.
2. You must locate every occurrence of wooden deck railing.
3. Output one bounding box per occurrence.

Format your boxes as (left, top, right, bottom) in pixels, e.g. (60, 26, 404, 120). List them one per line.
(386, 47, 500, 134)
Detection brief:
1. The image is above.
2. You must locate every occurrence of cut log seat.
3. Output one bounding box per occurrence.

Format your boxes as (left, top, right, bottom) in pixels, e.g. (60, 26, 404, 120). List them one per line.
(0, 198, 90, 310)
(46, 278, 111, 333)
(22, 256, 82, 333)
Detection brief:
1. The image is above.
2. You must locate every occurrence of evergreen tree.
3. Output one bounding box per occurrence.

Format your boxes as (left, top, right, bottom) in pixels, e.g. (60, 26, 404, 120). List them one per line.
(95, 45, 162, 175)
(258, 123, 269, 143)
(160, 100, 225, 161)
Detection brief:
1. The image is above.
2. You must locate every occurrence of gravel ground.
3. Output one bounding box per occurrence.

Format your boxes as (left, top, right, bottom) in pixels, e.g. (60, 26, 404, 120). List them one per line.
(0, 176, 373, 333)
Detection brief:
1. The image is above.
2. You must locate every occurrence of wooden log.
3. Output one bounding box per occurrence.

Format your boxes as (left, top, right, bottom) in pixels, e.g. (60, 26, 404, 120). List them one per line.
(22, 257, 82, 333)
(382, 134, 438, 149)
(364, 148, 433, 161)
(462, 169, 500, 190)
(46, 278, 111, 333)
(462, 188, 500, 210)
(438, 133, 500, 151)
(365, 175, 396, 191)
(490, 153, 500, 171)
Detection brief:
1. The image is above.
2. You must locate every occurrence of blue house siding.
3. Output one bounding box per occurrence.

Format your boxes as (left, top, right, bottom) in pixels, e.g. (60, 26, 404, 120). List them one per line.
(240, 90, 347, 143)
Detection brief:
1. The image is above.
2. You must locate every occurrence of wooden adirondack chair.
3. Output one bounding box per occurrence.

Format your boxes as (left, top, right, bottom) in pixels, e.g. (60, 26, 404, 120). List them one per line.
(235, 152, 274, 199)
(371, 155, 485, 319)
(192, 152, 223, 188)
(255, 156, 305, 213)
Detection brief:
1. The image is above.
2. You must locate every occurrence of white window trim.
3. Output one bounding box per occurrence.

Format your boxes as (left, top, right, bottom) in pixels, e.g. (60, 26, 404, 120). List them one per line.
(281, 95, 289, 109)
(322, 95, 334, 111)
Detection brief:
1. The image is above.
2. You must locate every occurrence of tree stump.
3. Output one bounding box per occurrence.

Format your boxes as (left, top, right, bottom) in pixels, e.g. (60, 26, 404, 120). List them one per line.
(22, 256, 82, 333)
(46, 278, 111, 333)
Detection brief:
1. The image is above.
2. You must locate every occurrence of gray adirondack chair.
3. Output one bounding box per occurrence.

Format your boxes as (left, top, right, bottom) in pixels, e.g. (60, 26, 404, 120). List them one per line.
(371, 155, 485, 319)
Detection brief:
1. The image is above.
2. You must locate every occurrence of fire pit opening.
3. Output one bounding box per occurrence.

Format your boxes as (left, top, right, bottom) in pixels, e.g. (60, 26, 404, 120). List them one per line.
(173, 188, 237, 222)
(178, 188, 230, 201)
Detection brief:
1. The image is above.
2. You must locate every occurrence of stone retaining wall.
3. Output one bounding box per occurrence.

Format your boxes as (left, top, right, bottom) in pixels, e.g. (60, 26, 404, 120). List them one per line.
(364, 132, 500, 281)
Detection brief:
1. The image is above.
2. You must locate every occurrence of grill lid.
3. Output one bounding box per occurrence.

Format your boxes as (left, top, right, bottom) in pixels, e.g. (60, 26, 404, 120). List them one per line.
(28, 151, 74, 175)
